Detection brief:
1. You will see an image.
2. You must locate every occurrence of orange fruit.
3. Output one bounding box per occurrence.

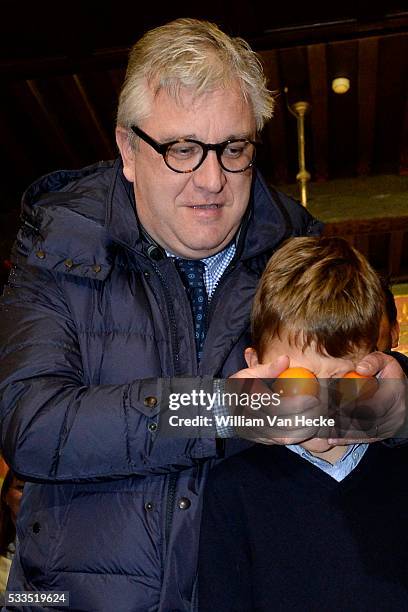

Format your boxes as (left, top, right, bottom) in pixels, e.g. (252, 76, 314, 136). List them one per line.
(274, 367, 319, 397)
(337, 371, 378, 402)
(342, 371, 372, 379)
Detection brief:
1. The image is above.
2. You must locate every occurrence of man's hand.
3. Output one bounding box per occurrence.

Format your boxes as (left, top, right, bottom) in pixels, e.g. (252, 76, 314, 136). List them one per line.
(228, 356, 321, 445)
(230, 355, 290, 381)
(329, 352, 407, 444)
(356, 351, 407, 379)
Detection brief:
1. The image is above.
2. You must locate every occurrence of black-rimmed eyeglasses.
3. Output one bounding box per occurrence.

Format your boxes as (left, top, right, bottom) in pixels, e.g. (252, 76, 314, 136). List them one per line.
(131, 126, 257, 174)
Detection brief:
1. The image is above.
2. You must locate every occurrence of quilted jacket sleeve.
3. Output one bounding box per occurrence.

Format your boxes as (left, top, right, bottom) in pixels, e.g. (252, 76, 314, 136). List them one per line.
(0, 260, 217, 482)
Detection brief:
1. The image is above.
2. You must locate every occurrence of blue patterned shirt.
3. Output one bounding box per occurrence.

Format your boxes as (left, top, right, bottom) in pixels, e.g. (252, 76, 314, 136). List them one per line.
(201, 244, 236, 298)
(166, 242, 236, 298)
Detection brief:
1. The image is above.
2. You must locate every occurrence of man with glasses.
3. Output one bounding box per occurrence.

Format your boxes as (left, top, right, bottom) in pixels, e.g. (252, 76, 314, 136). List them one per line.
(0, 18, 405, 612)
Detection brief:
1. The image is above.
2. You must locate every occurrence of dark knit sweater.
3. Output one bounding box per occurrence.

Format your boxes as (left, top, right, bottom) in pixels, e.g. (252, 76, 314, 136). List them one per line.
(198, 443, 408, 612)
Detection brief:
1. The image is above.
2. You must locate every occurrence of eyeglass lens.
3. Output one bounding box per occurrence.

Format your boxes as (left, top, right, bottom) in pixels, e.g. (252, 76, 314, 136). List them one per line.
(165, 141, 255, 172)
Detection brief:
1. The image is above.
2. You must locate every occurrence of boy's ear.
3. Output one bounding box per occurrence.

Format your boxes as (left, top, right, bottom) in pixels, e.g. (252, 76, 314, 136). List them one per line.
(391, 321, 400, 349)
(244, 347, 259, 368)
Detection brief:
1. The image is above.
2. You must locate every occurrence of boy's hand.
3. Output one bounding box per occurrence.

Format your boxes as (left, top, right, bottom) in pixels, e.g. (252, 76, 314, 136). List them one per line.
(228, 357, 321, 445)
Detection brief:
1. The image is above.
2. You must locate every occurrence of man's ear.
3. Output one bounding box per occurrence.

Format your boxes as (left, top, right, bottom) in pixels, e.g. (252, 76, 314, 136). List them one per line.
(115, 127, 136, 183)
(244, 347, 259, 368)
(391, 321, 400, 349)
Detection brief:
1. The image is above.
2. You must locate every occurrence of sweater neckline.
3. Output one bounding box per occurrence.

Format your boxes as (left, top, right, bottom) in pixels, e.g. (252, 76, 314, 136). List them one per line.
(259, 443, 382, 494)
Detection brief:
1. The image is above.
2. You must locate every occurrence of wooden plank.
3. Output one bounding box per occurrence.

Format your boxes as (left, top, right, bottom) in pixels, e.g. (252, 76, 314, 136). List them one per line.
(108, 68, 126, 97)
(278, 46, 310, 183)
(72, 74, 115, 158)
(0, 49, 129, 80)
(357, 37, 379, 175)
(0, 89, 35, 184)
(258, 49, 288, 184)
(52, 74, 110, 163)
(6, 80, 74, 184)
(374, 34, 408, 174)
(2, 14, 408, 81)
(26, 79, 77, 165)
(355, 233, 369, 257)
(79, 69, 119, 135)
(327, 217, 408, 235)
(399, 94, 408, 175)
(388, 230, 405, 277)
(327, 40, 359, 178)
(278, 46, 309, 98)
(307, 43, 328, 181)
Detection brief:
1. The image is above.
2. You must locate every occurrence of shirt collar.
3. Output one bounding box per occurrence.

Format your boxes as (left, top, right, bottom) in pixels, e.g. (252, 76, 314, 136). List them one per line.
(165, 241, 235, 268)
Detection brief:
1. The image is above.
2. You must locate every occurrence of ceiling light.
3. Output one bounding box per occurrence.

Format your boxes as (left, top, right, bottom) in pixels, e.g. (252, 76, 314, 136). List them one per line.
(332, 77, 350, 94)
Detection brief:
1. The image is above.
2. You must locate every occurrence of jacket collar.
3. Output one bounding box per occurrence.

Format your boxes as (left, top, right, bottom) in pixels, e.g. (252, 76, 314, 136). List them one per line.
(235, 169, 290, 261)
(21, 159, 291, 279)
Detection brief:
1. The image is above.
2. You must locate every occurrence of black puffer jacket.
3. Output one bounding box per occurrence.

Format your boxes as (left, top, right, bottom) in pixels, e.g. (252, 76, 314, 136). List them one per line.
(0, 159, 322, 611)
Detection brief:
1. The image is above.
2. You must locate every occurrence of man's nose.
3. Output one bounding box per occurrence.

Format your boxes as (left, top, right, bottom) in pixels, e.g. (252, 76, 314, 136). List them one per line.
(192, 151, 226, 193)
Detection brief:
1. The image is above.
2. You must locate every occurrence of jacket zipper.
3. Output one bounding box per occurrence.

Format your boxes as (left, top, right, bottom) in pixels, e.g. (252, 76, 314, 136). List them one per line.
(148, 260, 184, 551)
(165, 473, 178, 547)
(149, 260, 182, 377)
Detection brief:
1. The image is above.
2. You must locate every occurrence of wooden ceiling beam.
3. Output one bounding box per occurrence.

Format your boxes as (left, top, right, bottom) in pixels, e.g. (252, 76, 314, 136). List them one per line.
(357, 37, 379, 175)
(26, 79, 77, 165)
(72, 74, 115, 159)
(254, 13, 408, 50)
(307, 43, 329, 181)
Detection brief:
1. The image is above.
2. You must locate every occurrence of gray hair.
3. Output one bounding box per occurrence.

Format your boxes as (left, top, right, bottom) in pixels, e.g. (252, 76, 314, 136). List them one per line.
(116, 18, 274, 137)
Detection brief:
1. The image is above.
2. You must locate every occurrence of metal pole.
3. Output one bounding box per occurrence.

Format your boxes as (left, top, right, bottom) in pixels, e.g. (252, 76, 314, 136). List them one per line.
(291, 101, 311, 207)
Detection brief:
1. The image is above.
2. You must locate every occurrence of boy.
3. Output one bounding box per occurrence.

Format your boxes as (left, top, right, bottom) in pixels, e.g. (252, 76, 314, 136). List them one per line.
(377, 277, 408, 375)
(199, 237, 408, 611)
(377, 277, 400, 353)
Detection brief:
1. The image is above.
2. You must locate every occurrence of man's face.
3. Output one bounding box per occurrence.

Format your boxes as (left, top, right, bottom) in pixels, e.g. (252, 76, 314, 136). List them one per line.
(117, 85, 256, 258)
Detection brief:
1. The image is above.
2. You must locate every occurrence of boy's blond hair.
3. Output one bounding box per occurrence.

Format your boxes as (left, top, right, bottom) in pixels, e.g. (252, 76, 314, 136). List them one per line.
(251, 237, 383, 359)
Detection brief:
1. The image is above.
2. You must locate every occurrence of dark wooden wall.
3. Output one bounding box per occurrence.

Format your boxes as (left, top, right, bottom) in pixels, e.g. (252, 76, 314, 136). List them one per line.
(2, 30, 406, 203)
(0, 6, 407, 282)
